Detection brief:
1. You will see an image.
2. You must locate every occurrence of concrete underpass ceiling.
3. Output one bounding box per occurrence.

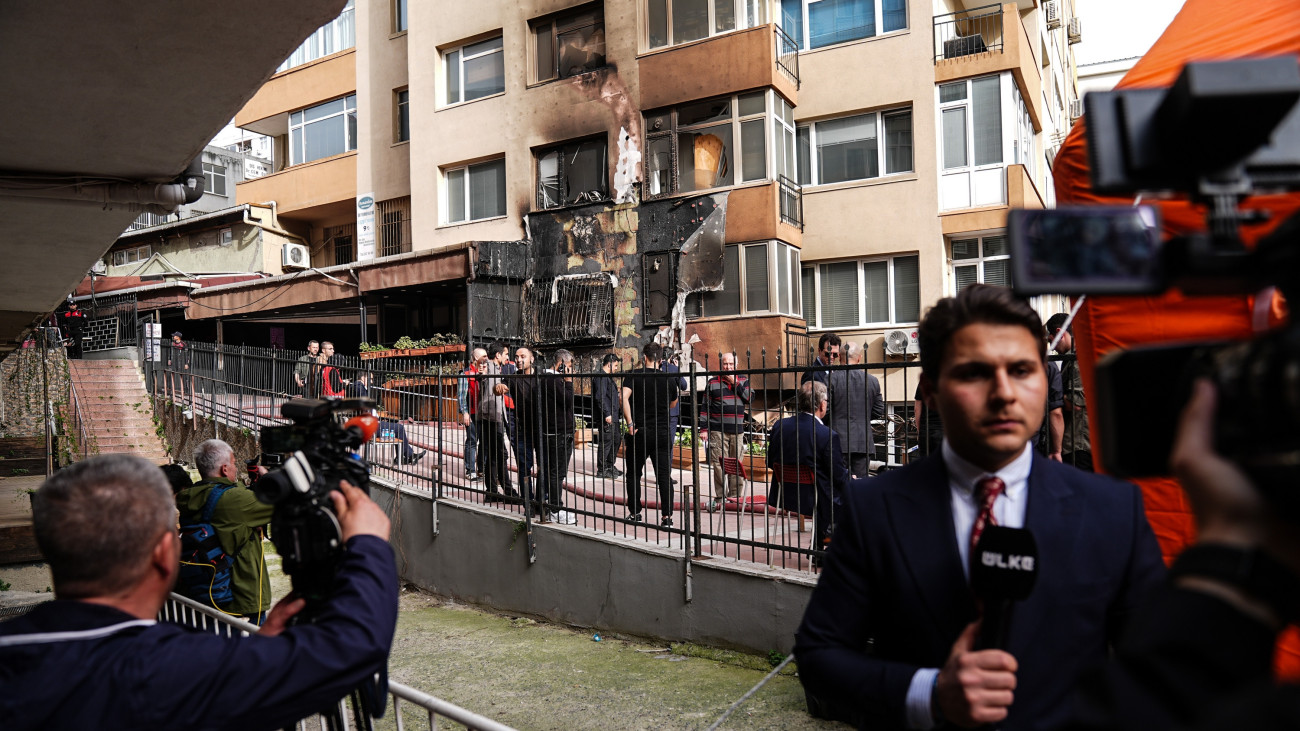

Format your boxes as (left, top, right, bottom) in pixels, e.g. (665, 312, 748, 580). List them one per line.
(0, 0, 348, 356)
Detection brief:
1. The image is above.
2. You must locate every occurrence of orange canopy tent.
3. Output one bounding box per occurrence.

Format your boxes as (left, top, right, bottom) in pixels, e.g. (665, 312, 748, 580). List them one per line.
(1052, 0, 1300, 675)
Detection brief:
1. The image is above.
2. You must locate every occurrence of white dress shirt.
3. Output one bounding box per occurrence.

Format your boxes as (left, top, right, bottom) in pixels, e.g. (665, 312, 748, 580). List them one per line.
(904, 439, 1033, 729)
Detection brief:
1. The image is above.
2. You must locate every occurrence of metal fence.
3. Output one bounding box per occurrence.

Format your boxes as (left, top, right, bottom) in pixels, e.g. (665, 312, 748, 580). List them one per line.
(159, 593, 517, 731)
(83, 293, 139, 352)
(774, 25, 800, 88)
(142, 334, 1082, 573)
(933, 3, 1004, 62)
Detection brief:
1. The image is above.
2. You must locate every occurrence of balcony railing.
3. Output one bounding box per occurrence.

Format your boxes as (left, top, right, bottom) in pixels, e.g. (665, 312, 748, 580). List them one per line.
(778, 175, 803, 230)
(933, 3, 1004, 63)
(276, 0, 355, 73)
(774, 25, 801, 88)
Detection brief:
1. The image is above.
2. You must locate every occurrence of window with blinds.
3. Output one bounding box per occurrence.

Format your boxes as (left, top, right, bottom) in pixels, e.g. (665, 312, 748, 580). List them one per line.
(951, 234, 1009, 294)
(805, 253, 919, 328)
(744, 244, 770, 311)
(819, 262, 859, 327)
(694, 241, 800, 318)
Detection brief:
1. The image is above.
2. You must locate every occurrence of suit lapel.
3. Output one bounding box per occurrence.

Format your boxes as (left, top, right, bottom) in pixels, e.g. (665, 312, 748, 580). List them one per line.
(1009, 456, 1082, 653)
(884, 458, 976, 634)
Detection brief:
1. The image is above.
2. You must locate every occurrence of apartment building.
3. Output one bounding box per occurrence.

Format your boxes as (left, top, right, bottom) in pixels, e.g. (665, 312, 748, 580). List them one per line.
(194, 0, 1080, 366)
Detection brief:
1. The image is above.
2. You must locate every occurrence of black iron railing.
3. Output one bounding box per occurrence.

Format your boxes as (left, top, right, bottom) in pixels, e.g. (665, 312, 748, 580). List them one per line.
(778, 175, 803, 230)
(774, 25, 800, 88)
(933, 3, 1004, 63)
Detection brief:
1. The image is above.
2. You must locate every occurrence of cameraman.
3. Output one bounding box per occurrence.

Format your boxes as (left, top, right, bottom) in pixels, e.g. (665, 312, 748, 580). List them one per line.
(1070, 380, 1300, 729)
(0, 454, 398, 731)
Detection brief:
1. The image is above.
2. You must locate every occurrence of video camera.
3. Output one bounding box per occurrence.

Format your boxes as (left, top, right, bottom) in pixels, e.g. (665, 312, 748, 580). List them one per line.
(256, 397, 379, 602)
(1008, 57, 1300, 508)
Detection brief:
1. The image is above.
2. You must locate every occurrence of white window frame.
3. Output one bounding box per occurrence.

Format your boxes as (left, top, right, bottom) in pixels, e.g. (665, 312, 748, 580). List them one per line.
(442, 158, 507, 224)
(949, 233, 1010, 294)
(219, 228, 233, 246)
(288, 95, 358, 166)
(444, 36, 505, 106)
(202, 163, 227, 196)
(645, 89, 792, 199)
(937, 73, 1010, 210)
(802, 252, 920, 329)
(796, 107, 913, 186)
(692, 240, 800, 317)
(111, 244, 151, 267)
(646, 0, 768, 50)
(780, 0, 909, 51)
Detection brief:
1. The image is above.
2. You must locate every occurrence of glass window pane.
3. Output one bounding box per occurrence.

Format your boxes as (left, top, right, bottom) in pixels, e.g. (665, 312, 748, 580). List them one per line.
(893, 255, 920, 322)
(983, 258, 1010, 287)
(396, 0, 407, 31)
(884, 110, 913, 174)
(303, 115, 346, 162)
(715, 0, 736, 32)
(942, 107, 967, 169)
(649, 0, 669, 47)
(820, 262, 859, 327)
(802, 267, 816, 325)
(535, 24, 556, 81)
(777, 244, 791, 313)
(290, 110, 303, 126)
(817, 114, 877, 184)
(703, 245, 741, 316)
(939, 82, 967, 103)
(951, 238, 979, 259)
(447, 49, 461, 103)
(780, 0, 803, 48)
(464, 50, 505, 101)
(972, 76, 1002, 166)
(982, 234, 1008, 257)
(469, 159, 506, 220)
(741, 119, 766, 182)
(673, 0, 710, 43)
(304, 98, 344, 122)
(737, 91, 766, 117)
(882, 0, 906, 31)
(447, 168, 466, 222)
(558, 22, 605, 77)
(538, 150, 561, 208)
(346, 110, 357, 151)
(567, 138, 608, 202)
(954, 263, 978, 293)
(745, 244, 770, 312)
(808, 0, 871, 49)
(796, 126, 811, 185)
(678, 97, 731, 126)
(646, 135, 673, 196)
(290, 127, 302, 165)
(397, 90, 410, 142)
(678, 124, 733, 191)
(862, 260, 889, 323)
(465, 36, 503, 56)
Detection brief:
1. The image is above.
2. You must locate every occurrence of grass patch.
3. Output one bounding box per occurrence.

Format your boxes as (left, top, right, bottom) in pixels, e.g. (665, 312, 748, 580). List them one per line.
(669, 642, 798, 675)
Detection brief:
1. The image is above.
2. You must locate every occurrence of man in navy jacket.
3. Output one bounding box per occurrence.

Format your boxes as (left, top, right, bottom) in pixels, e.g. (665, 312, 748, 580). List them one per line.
(795, 285, 1164, 730)
(0, 454, 398, 731)
(768, 380, 850, 552)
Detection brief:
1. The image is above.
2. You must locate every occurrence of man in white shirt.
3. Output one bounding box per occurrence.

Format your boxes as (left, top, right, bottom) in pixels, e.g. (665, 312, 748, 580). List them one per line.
(794, 284, 1164, 730)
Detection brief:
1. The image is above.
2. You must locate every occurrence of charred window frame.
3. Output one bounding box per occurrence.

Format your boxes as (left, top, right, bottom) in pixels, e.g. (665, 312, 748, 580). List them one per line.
(444, 36, 505, 106)
(528, 276, 616, 345)
(645, 90, 782, 199)
(646, 0, 768, 49)
(687, 241, 800, 318)
(532, 5, 606, 83)
(536, 136, 609, 209)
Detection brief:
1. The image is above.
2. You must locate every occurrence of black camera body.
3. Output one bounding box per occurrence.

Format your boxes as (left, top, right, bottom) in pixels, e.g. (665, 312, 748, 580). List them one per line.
(256, 397, 376, 601)
(1007, 57, 1300, 500)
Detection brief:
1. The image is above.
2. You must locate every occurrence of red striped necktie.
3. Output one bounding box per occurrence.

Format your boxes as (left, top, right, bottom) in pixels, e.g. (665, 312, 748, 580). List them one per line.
(970, 475, 1005, 565)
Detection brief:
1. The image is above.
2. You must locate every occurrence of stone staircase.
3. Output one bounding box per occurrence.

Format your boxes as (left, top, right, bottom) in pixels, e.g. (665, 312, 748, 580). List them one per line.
(68, 360, 168, 463)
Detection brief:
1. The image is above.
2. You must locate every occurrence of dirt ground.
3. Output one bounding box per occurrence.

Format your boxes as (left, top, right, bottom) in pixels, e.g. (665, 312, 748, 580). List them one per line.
(0, 549, 844, 731)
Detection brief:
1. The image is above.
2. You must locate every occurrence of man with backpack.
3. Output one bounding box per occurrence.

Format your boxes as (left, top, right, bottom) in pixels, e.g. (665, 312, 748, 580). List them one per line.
(175, 439, 274, 624)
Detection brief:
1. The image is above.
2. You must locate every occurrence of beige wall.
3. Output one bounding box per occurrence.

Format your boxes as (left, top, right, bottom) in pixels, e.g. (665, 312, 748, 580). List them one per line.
(357, 0, 412, 204)
(236, 152, 358, 216)
(235, 49, 357, 128)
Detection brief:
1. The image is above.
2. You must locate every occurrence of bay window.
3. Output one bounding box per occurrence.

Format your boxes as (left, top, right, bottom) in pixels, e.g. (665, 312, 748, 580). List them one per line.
(780, 0, 907, 50)
(691, 241, 801, 317)
(796, 107, 912, 185)
(802, 253, 919, 328)
(289, 95, 357, 166)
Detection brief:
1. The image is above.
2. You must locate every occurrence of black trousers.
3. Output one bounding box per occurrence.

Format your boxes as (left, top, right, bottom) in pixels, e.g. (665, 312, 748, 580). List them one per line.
(624, 431, 673, 518)
(475, 418, 512, 493)
(595, 416, 618, 471)
(539, 433, 574, 509)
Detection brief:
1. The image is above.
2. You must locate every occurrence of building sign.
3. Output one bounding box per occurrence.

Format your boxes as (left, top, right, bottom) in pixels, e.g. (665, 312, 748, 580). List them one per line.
(145, 322, 161, 361)
(356, 193, 376, 261)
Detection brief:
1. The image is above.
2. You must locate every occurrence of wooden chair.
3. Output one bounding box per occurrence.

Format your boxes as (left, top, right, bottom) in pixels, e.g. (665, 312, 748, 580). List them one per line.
(771, 463, 815, 532)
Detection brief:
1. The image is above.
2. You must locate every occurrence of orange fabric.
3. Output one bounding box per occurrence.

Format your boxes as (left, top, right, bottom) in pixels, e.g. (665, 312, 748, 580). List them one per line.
(1052, 0, 1300, 677)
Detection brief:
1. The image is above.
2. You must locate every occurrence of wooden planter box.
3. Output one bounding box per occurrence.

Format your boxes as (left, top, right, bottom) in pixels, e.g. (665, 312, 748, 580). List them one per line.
(360, 350, 397, 360)
(378, 377, 458, 422)
(671, 443, 698, 469)
(574, 428, 595, 447)
(743, 454, 772, 482)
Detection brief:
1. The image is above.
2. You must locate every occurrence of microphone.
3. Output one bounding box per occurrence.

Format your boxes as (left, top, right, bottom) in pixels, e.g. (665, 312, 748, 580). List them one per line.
(970, 526, 1039, 651)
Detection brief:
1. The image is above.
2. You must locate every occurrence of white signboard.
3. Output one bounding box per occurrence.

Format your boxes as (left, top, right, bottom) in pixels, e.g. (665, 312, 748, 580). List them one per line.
(145, 323, 161, 361)
(356, 193, 376, 261)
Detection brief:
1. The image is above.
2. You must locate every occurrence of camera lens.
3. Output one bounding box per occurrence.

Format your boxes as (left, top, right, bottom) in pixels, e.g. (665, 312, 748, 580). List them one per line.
(252, 470, 294, 505)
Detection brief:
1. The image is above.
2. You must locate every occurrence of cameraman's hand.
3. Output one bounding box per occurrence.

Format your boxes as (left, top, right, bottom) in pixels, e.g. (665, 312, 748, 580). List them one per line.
(258, 593, 306, 637)
(330, 480, 390, 542)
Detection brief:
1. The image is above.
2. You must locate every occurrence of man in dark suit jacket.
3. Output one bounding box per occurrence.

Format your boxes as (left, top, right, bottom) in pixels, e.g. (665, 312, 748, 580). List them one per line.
(801, 332, 841, 386)
(796, 284, 1165, 731)
(767, 381, 850, 552)
(826, 341, 885, 478)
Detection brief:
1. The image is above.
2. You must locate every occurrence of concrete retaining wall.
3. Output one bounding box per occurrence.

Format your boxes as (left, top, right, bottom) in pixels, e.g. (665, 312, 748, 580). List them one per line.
(370, 482, 816, 655)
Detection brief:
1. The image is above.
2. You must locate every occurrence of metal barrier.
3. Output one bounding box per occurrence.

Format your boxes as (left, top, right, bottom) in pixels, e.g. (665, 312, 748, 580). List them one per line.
(159, 592, 517, 731)
(777, 174, 803, 230)
(774, 25, 800, 88)
(141, 336, 1082, 573)
(933, 3, 1003, 63)
(62, 370, 96, 462)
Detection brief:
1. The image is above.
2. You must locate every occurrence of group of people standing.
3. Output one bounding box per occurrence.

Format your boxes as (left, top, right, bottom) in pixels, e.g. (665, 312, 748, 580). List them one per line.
(291, 339, 350, 399)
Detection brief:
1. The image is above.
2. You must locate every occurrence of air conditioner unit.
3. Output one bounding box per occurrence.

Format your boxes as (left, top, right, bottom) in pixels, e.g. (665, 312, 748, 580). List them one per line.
(91, 259, 107, 275)
(1069, 98, 1085, 120)
(1044, 1, 1060, 29)
(281, 242, 310, 270)
(884, 329, 920, 357)
(1067, 17, 1082, 44)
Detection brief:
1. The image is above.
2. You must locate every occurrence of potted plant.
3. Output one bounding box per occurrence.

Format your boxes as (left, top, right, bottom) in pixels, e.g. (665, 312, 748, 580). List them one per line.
(671, 427, 699, 468)
(393, 336, 417, 357)
(573, 416, 593, 447)
(744, 438, 772, 481)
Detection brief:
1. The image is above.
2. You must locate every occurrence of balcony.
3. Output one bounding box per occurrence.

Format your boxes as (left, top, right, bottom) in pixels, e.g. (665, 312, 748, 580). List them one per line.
(235, 151, 356, 219)
(234, 48, 356, 129)
(639, 24, 799, 111)
(939, 163, 1043, 236)
(932, 3, 1042, 130)
(724, 180, 803, 245)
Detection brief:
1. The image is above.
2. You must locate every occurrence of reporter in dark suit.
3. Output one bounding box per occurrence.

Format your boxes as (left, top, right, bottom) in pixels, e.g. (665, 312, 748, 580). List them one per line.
(767, 381, 850, 551)
(795, 284, 1165, 730)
